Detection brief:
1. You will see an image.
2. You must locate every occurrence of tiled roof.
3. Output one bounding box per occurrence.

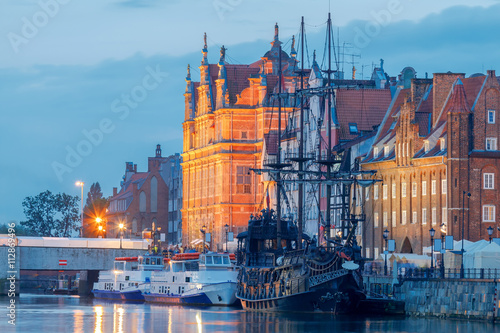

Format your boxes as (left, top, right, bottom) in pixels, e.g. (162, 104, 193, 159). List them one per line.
(336, 88, 392, 141)
(415, 112, 431, 137)
(225, 65, 260, 104)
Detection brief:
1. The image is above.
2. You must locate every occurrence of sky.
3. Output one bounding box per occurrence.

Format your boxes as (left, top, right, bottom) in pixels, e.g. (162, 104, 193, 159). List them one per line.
(1, 0, 500, 224)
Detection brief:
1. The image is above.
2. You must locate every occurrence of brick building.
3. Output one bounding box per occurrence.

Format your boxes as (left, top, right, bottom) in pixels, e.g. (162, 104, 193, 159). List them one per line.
(106, 145, 169, 239)
(159, 153, 183, 245)
(181, 26, 298, 250)
(361, 70, 500, 258)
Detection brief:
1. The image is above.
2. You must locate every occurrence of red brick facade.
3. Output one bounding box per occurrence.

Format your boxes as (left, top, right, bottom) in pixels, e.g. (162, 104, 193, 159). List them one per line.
(361, 71, 500, 257)
(106, 145, 169, 239)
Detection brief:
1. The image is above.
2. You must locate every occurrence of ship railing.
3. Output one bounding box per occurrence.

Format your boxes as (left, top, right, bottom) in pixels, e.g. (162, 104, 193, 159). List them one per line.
(247, 252, 276, 267)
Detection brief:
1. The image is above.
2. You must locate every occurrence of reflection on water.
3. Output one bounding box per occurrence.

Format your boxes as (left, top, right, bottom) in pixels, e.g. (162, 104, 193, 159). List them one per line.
(1, 294, 500, 333)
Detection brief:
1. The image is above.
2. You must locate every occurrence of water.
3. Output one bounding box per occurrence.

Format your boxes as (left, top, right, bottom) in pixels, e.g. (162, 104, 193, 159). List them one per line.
(1, 294, 499, 333)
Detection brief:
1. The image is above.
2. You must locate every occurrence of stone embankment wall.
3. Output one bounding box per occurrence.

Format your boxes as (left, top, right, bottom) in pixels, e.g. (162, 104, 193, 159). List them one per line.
(397, 280, 500, 320)
(364, 275, 500, 320)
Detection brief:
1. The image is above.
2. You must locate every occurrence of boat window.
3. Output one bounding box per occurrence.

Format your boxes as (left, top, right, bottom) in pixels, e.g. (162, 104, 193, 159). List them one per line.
(156, 258, 161, 265)
(205, 256, 213, 265)
(213, 256, 222, 265)
(223, 256, 230, 265)
(146, 258, 150, 265)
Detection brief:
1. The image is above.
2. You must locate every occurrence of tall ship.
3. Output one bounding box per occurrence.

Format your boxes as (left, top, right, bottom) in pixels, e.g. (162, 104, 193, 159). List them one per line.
(235, 14, 400, 314)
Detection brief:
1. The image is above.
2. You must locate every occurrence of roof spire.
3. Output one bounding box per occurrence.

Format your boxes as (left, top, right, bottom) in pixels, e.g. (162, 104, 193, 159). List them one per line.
(275, 22, 279, 41)
(290, 35, 297, 59)
(219, 45, 226, 63)
(202, 32, 208, 65)
(186, 64, 191, 81)
(313, 50, 316, 63)
(446, 78, 470, 114)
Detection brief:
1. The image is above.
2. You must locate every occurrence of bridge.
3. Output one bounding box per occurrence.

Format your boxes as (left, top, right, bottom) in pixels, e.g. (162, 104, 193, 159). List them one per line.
(0, 236, 153, 295)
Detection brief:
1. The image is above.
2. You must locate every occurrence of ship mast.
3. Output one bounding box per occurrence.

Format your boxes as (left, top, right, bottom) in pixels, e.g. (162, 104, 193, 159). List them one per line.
(325, 12, 333, 243)
(297, 17, 305, 249)
(276, 45, 283, 249)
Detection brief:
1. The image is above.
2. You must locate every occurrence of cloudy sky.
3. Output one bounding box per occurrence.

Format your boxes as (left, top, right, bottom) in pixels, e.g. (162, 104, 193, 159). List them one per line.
(1, 0, 500, 224)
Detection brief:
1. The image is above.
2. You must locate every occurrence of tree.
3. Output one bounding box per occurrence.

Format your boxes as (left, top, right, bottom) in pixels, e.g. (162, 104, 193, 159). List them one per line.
(54, 193, 80, 237)
(21, 191, 80, 237)
(83, 182, 109, 237)
(0, 221, 35, 236)
(21, 190, 57, 236)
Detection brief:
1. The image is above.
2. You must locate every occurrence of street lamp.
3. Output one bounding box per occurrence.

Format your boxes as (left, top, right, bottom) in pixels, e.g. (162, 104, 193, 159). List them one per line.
(461, 191, 471, 278)
(383, 229, 389, 275)
(224, 224, 229, 253)
(119, 223, 125, 249)
(75, 181, 84, 237)
(200, 225, 207, 254)
(487, 226, 493, 243)
(440, 223, 446, 278)
(429, 227, 435, 271)
(98, 225, 103, 238)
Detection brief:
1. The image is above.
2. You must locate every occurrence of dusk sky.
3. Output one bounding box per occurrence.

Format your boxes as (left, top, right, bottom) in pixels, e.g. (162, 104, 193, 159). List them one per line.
(1, 0, 500, 224)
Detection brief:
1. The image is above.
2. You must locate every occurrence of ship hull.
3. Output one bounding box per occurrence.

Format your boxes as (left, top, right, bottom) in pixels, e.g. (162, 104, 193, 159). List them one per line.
(91, 289, 144, 301)
(144, 282, 237, 306)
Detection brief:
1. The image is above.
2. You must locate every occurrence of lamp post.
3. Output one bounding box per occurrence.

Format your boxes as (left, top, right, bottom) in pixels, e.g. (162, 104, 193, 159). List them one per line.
(224, 224, 229, 253)
(201, 225, 207, 254)
(487, 226, 493, 243)
(119, 223, 125, 249)
(98, 225, 103, 238)
(440, 223, 446, 278)
(75, 181, 84, 237)
(383, 229, 389, 276)
(429, 227, 435, 271)
(461, 191, 471, 278)
(96, 217, 102, 238)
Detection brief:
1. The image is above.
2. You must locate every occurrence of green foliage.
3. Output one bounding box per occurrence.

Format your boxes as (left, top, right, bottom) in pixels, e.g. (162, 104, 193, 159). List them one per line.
(21, 191, 80, 237)
(0, 221, 35, 236)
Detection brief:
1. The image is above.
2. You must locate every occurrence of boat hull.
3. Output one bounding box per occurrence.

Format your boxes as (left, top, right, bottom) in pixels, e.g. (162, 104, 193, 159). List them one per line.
(144, 282, 238, 306)
(238, 286, 362, 313)
(91, 289, 144, 301)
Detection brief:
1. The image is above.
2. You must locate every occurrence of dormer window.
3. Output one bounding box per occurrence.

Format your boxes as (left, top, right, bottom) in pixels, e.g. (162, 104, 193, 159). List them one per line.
(373, 147, 379, 158)
(384, 145, 390, 157)
(440, 138, 446, 151)
(424, 140, 430, 153)
(349, 123, 358, 135)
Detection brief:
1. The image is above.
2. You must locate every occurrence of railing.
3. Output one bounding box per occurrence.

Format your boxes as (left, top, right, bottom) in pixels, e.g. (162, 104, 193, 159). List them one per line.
(399, 268, 500, 280)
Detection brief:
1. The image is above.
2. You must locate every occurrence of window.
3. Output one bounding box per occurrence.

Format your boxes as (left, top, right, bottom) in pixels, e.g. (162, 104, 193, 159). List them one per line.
(424, 140, 430, 153)
(432, 207, 437, 225)
(483, 205, 495, 222)
(383, 185, 388, 200)
(442, 207, 447, 223)
(392, 211, 396, 227)
(484, 173, 494, 189)
(412, 182, 417, 197)
(384, 145, 390, 157)
(365, 187, 370, 201)
(374, 213, 379, 228)
(392, 183, 396, 198)
(440, 137, 446, 151)
(402, 183, 407, 198)
(431, 180, 436, 195)
(486, 138, 498, 151)
(349, 123, 358, 134)
(422, 208, 427, 225)
(374, 185, 379, 200)
(236, 166, 251, 193)
(422, 181, 427, 196)
(412, 211, 417, 224)
(374, 247, 379, 260)
(383, 212, 388, 227)
(402, 210, 407, 225)
(488, 110, 496, 124)
(366, 248, 370, 259)
(442, 179, 447, 194)
(373, 147, 379, 158)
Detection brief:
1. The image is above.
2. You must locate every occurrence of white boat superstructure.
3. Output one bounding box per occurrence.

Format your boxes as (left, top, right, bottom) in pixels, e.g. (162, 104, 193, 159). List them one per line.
(144, 252, 239, 305)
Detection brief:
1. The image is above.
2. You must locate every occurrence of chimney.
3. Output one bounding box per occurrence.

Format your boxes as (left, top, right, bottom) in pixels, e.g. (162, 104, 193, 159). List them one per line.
(113, 187, 117, 196)
(134, 164, 137, 173)
(433, 72, 465, 126)
(410, 78, 432, 107)
(487, 69, 496, 78)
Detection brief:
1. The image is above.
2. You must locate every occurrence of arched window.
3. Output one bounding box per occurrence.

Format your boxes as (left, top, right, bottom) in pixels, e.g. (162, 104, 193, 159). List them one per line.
(132, 218, 138, 234)
(139, 191, 146, 212)
(150, 176, 158, 212)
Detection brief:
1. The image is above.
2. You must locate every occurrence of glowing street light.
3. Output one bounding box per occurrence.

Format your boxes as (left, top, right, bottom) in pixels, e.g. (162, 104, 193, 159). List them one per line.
(119, 223, 125, 249)
(75, 181, 84, 237)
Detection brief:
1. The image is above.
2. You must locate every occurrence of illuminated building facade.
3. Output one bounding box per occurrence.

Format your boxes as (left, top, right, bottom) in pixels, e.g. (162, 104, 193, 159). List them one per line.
(181, 26, 299, 250)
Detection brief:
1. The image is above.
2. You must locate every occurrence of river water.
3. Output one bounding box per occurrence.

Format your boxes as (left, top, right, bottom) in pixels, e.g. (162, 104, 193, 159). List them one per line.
(1, 294, 499, 333)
